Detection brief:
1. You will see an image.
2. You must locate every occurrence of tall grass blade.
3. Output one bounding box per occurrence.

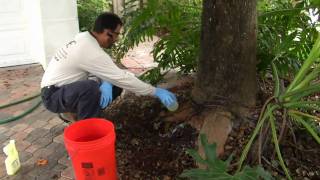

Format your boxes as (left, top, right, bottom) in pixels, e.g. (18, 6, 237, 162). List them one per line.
(289, 110, 320, 123)
(287, 104, 320, 112)
(269, 114, 292, 180)
(283, 101, 320, 108)
(281, 84, 320, 101)
(290, 113, 320, 144)
(291, 67, 320, 91)
(237, 104, 279, 172)
(286, 33, 320, 92)
(271, 62, 280, 97)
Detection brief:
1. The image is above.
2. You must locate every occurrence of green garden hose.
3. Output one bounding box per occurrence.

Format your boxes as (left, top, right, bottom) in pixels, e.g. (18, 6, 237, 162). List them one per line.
(0, 93, 40, 109)
(0, 93, 42, 124)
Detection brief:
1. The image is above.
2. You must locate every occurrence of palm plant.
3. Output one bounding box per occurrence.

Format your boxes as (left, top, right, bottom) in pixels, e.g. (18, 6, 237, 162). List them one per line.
(181, 134, 273, 180)
(114, 0, 201, 84)
(116, 0, 319, 83)
(238, 33, 320, 180)
(257, 0, 319, 77)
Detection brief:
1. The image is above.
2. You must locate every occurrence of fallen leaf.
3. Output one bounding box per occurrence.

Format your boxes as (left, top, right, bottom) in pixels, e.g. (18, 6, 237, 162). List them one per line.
(37, 159, 48, 166)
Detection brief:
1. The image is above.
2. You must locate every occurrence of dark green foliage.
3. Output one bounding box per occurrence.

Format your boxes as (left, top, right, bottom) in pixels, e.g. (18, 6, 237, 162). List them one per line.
(77, 0, 111, 31)
(180, 134, 273, 180)
(139, 67, 163, 85)
(257, 0, 320, 77)
(117, 0, 320, 82)
(239, 33, 320, 180)
(115, 0, 201, 82)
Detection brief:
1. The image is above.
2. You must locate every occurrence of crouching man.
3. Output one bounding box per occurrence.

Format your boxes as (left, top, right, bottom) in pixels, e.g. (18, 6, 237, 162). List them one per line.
(40, 12, 177, 122)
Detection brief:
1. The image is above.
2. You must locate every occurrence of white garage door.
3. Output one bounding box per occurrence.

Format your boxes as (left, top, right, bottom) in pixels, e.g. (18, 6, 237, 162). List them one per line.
(0, 0, 36, 67)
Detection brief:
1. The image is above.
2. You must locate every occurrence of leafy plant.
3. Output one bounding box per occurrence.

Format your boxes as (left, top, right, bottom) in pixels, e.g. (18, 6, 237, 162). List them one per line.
(77, 0, 111, 31)
(257, 0, 320, 77)
(139, 67, 163, 85)
(238, 33, 320, 180)
(114, 0, 201, 83)
(118, 0, 320, 83)
(180, 134, 273, 180)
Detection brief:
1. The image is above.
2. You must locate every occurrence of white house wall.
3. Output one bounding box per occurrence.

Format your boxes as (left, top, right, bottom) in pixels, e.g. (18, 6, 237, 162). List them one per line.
(25, 0, 46, 69)
(0, 0, 79, 68)
(40, 0, 79, 68)
(0, 0, 34, 67)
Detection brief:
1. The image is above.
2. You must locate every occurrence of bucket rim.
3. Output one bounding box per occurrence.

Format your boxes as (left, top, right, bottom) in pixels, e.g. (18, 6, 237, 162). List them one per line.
(64, 118, 115, 147)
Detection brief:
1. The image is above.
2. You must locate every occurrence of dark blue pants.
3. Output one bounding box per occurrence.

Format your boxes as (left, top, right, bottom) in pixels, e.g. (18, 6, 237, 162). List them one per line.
(41, 80, 122, 120)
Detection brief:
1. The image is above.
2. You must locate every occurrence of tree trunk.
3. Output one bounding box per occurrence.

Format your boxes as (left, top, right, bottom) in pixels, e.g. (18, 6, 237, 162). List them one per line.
(193, 0, 257, 115)
(192, 0, 257, 161)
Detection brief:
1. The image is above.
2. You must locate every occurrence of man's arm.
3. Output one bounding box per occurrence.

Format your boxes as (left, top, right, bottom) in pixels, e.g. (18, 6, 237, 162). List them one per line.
(78, 54, 156, 96)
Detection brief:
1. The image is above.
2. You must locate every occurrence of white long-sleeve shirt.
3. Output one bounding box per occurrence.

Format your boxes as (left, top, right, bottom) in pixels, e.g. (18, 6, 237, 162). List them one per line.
(41, 31, 156, 95)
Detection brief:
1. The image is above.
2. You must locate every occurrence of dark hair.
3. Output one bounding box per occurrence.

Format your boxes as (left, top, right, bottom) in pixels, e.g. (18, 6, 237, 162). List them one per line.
(93, 12, 123, 33)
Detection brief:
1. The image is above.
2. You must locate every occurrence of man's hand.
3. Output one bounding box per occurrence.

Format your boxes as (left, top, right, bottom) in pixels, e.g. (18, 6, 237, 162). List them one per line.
(154, 88, 177, 109)
(99, 81, 113, 109)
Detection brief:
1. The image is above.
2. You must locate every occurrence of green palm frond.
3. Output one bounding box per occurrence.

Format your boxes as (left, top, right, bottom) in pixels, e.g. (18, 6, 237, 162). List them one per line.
(257, 0, 319, 77)
(239, 31, 320, 180)
(181, 134, 273, 180)
(114, 0, 201, 83)
(289, 113, 320, 143)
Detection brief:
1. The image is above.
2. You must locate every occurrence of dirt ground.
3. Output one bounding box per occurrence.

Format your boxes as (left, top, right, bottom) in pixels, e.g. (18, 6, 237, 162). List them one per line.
(103, 82, 197, 179)
(102, 77, 320, 180)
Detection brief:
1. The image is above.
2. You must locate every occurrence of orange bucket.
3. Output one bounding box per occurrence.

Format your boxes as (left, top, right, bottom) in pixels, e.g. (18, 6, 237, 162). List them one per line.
(64, 118, 117, 180)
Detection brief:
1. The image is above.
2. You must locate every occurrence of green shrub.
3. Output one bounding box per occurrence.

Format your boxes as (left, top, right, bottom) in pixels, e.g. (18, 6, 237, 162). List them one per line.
(115, 0, 201, 83)
(180, 134, 273, 180)
(77, 0, 111, 31)
(118, 0, 320, 83)
(257, 0, 319, 77)
(238, 33, 320, 180)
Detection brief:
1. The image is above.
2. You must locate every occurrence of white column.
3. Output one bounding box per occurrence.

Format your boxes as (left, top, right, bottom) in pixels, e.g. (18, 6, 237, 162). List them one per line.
(25, 0, 46, 68)
(40, 0, 79, 69)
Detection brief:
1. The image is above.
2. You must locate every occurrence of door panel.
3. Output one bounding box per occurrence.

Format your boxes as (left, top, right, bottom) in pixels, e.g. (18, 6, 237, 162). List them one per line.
(0, 0, 35, 67)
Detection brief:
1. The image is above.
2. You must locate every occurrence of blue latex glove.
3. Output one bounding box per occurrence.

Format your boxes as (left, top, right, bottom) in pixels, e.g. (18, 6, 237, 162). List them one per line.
(99, 81, 113, 109)
(154, 88, 177, 108)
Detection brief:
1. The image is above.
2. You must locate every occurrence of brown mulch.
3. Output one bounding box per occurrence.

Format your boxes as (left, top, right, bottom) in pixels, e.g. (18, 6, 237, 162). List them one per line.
(103, 90, 197, 179)
(102, 77, 320, 180)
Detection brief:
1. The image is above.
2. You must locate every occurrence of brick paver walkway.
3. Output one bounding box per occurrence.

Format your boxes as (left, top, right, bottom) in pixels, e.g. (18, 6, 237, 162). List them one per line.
(0, 65, 72, 180)
(0, 40, 155, 179)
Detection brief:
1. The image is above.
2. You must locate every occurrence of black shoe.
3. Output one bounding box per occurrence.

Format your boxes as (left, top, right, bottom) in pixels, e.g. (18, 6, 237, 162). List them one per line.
(58, 112, 77, 123)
